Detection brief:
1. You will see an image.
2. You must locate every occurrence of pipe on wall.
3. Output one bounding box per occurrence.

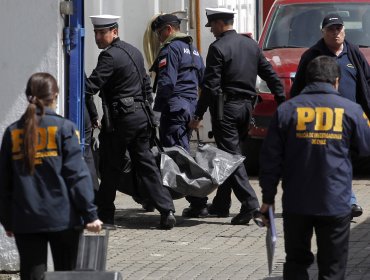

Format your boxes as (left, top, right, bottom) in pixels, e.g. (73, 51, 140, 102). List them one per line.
(195, 0, 201, 53)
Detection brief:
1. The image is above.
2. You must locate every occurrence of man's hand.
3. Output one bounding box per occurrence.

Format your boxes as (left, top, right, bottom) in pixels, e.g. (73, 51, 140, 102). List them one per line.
(92, 119, 101, 129)
(260, 203, 274, 227)
(86, 219, 103, 233)
(188, 119, 201, 129)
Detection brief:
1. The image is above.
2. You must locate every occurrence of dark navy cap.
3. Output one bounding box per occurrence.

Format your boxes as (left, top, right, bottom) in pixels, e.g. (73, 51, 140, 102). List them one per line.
(322, 14, 344, 29)
(151, 14, 181, 32)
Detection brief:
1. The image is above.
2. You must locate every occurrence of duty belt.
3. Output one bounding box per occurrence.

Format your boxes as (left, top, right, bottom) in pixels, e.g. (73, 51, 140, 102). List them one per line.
(111, 97, 144, 118)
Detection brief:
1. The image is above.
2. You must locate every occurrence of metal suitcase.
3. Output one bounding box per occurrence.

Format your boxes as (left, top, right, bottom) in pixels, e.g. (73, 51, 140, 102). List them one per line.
(44, 271, 122, 280)
(75, 227, 112, 271)
(44, 225, 121, 280)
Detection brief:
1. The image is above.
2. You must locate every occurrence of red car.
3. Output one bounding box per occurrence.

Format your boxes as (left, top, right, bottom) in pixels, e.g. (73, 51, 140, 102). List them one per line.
(243, 0, 370, 173)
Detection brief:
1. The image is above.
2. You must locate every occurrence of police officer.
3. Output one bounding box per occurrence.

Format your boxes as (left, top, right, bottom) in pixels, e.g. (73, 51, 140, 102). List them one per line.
(189, 8, 285, 225)
(259, 56, 370, 279)
(150, 14, 208, 217)
(85, 15, 176, 229)
(290, 14, 370, 218)
(0, 73, 102, 280)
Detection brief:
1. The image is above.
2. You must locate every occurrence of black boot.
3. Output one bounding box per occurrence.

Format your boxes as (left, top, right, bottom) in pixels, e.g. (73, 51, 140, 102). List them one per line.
(231, 208, 259, 225)
(351, 204, 363, 219)
(159, 211, 176, 229)
(182, 206, 209, 218)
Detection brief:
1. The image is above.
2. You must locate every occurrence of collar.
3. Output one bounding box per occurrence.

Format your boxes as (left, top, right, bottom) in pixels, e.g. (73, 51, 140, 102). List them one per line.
(220, 29, 236, 37)
(338, 41, 347, 57)
(301, 82, 341, 96)
(317, 38, 346, 56)
(162, 32, 192, 47)
(110, 37, 120, 46)
(36, 107, 57, 116)
(103, 37, 120, 50)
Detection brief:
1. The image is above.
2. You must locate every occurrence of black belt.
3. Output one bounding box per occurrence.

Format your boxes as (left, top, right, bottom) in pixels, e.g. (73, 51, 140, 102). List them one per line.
(225, 94, 256, 101)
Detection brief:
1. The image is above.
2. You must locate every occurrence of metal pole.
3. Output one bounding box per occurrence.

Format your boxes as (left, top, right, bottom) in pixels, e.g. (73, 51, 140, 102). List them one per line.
(68, 0, 85, 149)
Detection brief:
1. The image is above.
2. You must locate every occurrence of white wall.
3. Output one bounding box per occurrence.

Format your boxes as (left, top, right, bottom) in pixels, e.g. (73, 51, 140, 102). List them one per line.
(0, 0, 65, 270)
(0, 0, 65, 142)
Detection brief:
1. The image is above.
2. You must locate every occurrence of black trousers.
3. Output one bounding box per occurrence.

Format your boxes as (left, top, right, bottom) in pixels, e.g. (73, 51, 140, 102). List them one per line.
(96, 108, 175, 223)
(14, 228, 80, 280)
(158, 98, 207, 209)
(283, 213, 351, 280)
(84, 108, 99, 191)
(210, 99, 259, 212)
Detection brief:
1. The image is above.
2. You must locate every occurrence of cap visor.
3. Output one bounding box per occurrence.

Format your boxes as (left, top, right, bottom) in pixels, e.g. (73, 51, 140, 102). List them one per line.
(326, 22, 343, 28)
(205, 22, 210, 27)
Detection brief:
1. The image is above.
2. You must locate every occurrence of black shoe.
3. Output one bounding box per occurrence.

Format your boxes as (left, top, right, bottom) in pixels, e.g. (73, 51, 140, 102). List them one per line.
(207, 204, 229, 218)
(231, 208, 259, 225)
(160, 211, 176, 229)
(351, 204, 363, 219)
(182, 206, 209, 218)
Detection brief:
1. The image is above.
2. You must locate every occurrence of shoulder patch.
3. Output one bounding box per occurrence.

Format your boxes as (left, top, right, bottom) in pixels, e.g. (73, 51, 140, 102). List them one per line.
(347, 63, 355, 69)
(159, 57, 167, 68)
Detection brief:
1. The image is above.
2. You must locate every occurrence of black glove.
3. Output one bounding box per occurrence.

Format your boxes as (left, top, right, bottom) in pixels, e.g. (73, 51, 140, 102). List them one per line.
(274, 95, 286, 106)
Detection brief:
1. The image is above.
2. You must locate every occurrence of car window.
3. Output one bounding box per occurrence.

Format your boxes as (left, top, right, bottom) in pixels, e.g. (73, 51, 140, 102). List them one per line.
(263, 3, 370, 49)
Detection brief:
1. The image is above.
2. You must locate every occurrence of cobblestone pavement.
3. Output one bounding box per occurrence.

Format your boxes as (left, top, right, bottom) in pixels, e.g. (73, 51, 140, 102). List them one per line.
(105, 178, 370, 280)
(1, 178, 369, 280)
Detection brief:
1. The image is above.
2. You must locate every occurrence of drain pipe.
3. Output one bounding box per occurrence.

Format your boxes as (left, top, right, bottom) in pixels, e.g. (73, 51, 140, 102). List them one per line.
(195, 0, 201, 53)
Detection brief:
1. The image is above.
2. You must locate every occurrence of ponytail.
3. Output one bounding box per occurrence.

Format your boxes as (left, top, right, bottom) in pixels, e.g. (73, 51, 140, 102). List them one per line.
(23, 73, 58, 174)
(23, 98, 38, 174)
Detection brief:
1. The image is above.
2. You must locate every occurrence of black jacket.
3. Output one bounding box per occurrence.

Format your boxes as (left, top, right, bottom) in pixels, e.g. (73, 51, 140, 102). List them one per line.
(0, 108, 97, 233)
(290, 39, 370, 117)
(195, 30, 284, 118)
(85, 38, 151, 104)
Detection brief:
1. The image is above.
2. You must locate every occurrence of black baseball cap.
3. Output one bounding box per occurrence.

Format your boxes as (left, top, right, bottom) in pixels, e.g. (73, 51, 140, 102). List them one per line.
(322, 14, 344, 29)
(151, 14, 181, 32)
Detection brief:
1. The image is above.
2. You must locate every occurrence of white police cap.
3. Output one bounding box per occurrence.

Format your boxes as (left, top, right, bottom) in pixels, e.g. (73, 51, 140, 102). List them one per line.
(205, 7, 236, 27)
(90, 14, 120, 30)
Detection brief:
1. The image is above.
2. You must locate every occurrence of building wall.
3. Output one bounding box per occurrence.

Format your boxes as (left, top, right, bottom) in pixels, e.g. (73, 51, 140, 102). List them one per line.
(0, 0, 65, 142)
(0, 0, 65, 270)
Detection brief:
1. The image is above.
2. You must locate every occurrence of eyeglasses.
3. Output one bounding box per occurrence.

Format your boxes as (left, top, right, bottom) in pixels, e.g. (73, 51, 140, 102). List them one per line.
(156, 25, 169, 37)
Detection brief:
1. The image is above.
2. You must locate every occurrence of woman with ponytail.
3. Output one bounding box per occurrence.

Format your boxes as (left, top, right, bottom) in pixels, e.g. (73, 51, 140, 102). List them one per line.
(0, 72, 102, 280)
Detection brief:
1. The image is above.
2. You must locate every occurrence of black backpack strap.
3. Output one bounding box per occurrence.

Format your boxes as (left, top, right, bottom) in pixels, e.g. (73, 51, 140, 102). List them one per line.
(114, 43, 147, 100)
